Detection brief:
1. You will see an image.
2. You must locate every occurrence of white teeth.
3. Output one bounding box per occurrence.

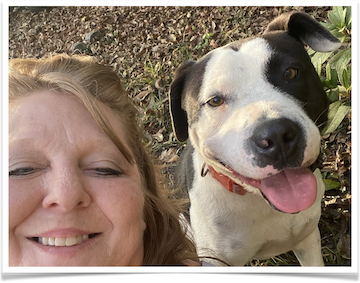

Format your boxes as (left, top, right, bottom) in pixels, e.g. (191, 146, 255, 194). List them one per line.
(55, 237, 66, 246)
(66, 236, 77, 246)
(48, 237, 55, 246)
(37, 235, 91, 247)
(39, 237, 49, 245)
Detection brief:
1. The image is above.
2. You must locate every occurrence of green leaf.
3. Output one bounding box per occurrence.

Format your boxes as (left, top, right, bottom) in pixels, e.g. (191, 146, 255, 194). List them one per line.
(341, 8, 347, 27)
(321, 101, 350, 135)
(345, 6, 352, 28)
(323, 179, 341, 191)
(338, 26, 346, 33)
(348, 63, 351, 83)
(338, 85, 347, 94)
(341, 68, 350, 89)
(328, 47, 351, 66)
(307, 48, 316, 57)
(325, 64, 338, 88)
(310, 50, 333, 75)
(326, 88, 340, 102)
(321, 22, 333, 30)
(328, 7, 343, 27)
(332, 6, 344, 15)
(328, 48, 351, 85)
(327, 100, 341, 120)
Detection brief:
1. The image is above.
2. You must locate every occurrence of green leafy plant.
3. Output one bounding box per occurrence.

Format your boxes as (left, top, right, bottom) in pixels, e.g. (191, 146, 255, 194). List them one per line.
(195, 32, 214, 50)
(308, 6, 351, 136)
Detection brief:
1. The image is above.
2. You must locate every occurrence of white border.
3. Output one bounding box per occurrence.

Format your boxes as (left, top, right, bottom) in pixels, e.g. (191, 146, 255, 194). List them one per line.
(2, 0, 359, 279)
(2, 0, 10, 273)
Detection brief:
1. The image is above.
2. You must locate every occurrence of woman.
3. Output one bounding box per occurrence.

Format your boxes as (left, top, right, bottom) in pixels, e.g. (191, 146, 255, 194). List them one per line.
(8, 54, 200, 266)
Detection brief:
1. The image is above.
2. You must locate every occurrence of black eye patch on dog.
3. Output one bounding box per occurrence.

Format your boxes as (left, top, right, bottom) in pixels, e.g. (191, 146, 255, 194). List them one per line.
(264, 34, 329, 127)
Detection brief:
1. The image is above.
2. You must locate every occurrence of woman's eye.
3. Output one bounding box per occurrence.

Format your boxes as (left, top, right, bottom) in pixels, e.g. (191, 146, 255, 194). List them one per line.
(93, 168, 123, 177)
(9, 167, 35, 177)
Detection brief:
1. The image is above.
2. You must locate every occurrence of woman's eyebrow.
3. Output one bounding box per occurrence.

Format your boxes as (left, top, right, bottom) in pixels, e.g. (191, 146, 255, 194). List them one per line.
(9, 136, 130, 163)
(9, 138, 38, 153)
(8, 149, 48, 169)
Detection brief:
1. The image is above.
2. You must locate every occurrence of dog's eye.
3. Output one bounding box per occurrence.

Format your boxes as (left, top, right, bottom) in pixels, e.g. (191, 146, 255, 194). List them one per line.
(207, 96, 225, 107)
(283, 68, 298, 80)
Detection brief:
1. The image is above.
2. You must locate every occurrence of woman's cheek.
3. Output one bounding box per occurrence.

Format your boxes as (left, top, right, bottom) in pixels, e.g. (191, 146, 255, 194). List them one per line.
(9, 179, 42, 230)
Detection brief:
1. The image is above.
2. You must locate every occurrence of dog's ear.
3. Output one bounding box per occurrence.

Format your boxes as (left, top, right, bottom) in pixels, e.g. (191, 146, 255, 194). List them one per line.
(169, 61, 195, 142)
(264, 12, 341, 52)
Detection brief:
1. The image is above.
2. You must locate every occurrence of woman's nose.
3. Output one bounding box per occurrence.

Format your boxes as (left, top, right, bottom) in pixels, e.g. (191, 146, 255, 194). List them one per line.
(42, 165, 91, 212)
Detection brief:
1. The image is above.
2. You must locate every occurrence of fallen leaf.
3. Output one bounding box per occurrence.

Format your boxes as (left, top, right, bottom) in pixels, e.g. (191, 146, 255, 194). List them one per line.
(159, 147, 179, 163)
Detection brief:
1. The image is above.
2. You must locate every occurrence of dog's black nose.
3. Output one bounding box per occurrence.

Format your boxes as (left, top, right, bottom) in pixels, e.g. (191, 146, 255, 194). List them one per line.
(249, 118, 304, 170)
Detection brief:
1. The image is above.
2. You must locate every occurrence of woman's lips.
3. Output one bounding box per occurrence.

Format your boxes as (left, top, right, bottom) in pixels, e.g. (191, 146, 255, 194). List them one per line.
(27, 229, 100, 247)
(28, 233, 100, 247)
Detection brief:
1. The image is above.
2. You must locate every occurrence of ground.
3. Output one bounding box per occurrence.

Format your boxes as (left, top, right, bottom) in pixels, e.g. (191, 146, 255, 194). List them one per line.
(8, 5, 351, 266)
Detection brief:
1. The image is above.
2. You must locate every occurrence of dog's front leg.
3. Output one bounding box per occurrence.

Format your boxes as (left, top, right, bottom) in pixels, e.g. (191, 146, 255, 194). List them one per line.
(293, 228, 324, 266)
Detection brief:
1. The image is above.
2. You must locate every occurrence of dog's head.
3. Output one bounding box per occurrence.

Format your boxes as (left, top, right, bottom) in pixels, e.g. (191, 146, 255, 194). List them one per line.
(169, 12, 340, 213)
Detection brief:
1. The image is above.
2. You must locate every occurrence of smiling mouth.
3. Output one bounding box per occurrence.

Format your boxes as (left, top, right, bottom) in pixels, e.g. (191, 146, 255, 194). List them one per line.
(28, 233, 100, 247)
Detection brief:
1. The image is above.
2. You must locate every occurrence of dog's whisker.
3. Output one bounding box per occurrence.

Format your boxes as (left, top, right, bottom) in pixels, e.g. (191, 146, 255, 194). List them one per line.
(299, 101, 309, 110)
(316, 120, 329, 130)
(314, 104, 330, 127)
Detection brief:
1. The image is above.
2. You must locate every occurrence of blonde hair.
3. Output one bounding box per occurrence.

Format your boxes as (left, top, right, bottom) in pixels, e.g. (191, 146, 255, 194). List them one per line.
(9, 54, 198, 265)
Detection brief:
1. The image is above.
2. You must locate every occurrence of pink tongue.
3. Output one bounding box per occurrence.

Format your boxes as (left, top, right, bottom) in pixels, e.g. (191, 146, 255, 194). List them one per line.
(261, 168, 317, 213)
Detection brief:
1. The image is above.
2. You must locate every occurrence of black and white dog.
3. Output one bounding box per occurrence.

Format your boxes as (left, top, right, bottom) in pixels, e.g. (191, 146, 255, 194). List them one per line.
(169, 12, 341, 266)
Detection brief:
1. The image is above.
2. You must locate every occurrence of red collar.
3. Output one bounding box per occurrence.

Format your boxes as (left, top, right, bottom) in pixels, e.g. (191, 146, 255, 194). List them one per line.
(209, 166, 247, 196)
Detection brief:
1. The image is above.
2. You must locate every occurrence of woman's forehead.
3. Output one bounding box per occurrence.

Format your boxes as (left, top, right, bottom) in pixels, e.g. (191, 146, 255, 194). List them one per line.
(9, 91, 132, 157)
(10, 92, 98, 136)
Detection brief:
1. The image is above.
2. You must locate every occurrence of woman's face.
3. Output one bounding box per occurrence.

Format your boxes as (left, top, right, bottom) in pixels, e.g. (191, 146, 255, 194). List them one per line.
(9, 91, 146, 266)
